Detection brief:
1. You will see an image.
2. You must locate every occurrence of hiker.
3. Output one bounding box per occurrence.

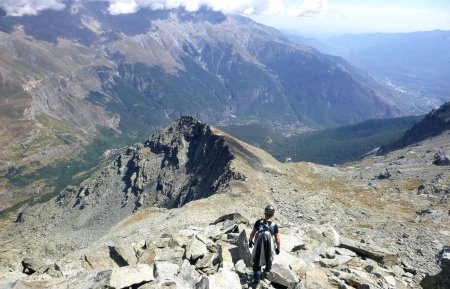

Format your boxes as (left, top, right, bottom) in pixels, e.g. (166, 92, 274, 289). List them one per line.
(248, 205, 281, 288)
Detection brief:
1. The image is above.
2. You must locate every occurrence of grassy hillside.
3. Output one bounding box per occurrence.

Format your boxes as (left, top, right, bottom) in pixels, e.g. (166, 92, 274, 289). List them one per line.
(1, 127, 143, 210)
(221, 116, 422, 165)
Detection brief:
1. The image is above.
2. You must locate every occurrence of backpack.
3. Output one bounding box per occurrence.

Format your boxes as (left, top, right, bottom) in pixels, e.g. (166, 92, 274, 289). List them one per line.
(256, 219, 275, 235)
(252, 219, 276, 266)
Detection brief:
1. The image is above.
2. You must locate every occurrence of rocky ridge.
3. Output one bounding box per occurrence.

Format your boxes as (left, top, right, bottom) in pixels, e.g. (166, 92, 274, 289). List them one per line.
(379, 101, 450, 154)
(2, 212, 443, 289)
(0, 116, 449, 288)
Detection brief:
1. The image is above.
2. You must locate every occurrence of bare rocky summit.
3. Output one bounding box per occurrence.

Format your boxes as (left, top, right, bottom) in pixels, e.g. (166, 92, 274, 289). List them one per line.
(0, 115, 449, 288)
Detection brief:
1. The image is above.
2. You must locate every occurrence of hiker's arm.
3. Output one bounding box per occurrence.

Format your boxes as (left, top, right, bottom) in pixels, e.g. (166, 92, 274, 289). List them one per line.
(274, 232, 281, 250)
(249, 228, 257, 241)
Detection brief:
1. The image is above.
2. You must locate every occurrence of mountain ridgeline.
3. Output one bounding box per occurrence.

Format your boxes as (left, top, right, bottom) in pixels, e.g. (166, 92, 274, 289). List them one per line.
(379, 101, 450, 154)
(0, 2, 404, 209)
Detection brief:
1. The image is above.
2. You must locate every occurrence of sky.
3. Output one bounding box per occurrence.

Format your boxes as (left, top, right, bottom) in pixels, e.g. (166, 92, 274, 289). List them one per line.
(251, 0, 450, 37)
(0, 0, 449, 36)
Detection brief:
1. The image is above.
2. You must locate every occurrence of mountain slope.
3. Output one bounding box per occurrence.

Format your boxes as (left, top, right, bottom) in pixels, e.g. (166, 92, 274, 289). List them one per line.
(379, 101, 450, 154)
(0, 3, 403, 209)
(0, 116, 448, 288)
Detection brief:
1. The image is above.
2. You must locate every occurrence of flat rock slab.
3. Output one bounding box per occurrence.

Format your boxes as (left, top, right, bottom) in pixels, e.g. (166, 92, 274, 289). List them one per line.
(109, 264, 154, 288)
(84, 249, 120, 269)
(155, 262, 180, 281)
(339, 237, 397, 265)
(196, 269, 241, 289)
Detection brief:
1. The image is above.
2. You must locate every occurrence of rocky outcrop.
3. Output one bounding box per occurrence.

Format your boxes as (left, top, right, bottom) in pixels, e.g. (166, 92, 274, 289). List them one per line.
(379, 101, 450, 154)
(432, 151, 450, 166)
(420, 246, 450, 289)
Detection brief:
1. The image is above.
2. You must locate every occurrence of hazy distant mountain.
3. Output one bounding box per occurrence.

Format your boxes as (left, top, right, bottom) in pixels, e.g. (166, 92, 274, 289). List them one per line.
(324, 30, 450, 113)
(282, 31, 334, 54)
(0, 2, 402, 206)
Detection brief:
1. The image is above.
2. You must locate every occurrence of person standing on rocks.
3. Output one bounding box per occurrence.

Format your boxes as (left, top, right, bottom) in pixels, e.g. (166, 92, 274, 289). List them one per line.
(248, 205, 281, 289)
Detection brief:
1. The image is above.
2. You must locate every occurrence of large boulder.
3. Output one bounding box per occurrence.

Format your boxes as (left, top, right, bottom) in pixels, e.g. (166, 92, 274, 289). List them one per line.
(186, 235, 208, 263)
(267, 263, 299, 287)
(339, 237, 397, 266)
(280, 231, 306, 253)
(109, 264, 155, 288)
(432, 151, 450, 166)
(110, 243, 138, 265)
(154, 262, 180, 281)
(237, 229, 253, 266)
(84, 249, 120, 269)
(155, 246, 185, 265)
(195, 269, 241, 289)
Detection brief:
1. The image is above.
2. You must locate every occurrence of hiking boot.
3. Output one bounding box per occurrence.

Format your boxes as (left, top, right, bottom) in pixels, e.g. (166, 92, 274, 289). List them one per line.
(253, 281, 263, 289)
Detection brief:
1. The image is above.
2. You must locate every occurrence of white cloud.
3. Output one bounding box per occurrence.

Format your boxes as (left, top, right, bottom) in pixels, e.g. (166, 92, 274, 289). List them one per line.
(107, 0, 288, 15)
(0, 0, 328, 17)
(289, 0, 327, 17)
(0, 0, 66, 16)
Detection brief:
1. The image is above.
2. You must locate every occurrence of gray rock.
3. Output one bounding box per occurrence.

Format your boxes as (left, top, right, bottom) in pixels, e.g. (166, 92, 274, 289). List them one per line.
(335, 271, 382, 289)
(186, 236, 208, 263)
(110, 243, 138, 265)
(155, 246, 185, 265)
(210, 213, 250, 226)
(339, 237, 397, 266)
(335, 247, 357, 257)
(267, 263, 299, 287)
(223, 233, 240, 245)
(21, 258, 62, 277)
(438, 246, 450, 271)
(238, 230, 253, 266)
(196, 253, 219, 274)
(172, 262, 201, 289)
(195, 269, 241, 289)
(281, 233, 306, 253)
(219, 242, 236, 270)
(142, 281, 178, 289)
(155, 262, 180, 281)
(109, 264, 154, 288)
(318, 258, 340, 268)
(383, 275, 396, 287)
(307, 225, 340, 247)
(433, 151, 450, 166)
(84, 249, 120, 269)
(21, 258, 45, 275)
(302, 268, 331, 289)
(325, 248, 336, 259)
(234, 260, 246, 276)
